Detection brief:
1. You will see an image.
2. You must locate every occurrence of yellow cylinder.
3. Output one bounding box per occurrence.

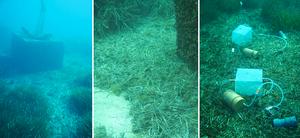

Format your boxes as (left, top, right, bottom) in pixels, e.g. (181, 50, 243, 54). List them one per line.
(242, 48, 258, 57)
(223, 89, 245, 112)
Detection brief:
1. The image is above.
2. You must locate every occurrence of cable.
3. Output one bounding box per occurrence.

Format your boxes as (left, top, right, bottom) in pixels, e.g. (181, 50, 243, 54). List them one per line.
(220, 78, 284, 108)
(272, 82, 284, 107)
(262, 78, 274, 95)
(256, 33, 288, 51)
(244, 80, 284, 108)
(218, 79, 235, 94)
(243, 94, 257, 107)
(257, 81, 284, 107)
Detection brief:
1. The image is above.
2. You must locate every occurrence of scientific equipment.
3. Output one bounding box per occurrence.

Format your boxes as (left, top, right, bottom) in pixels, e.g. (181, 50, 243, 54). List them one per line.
(235, 68, 262, 96)
(232, 25, 253, 46)
(223, 89, 245, 112)
(242, 48, 258, 57)
(220, 68, 285, 115)
(10, 33, 64, 73)
(273, 116, 297, 127)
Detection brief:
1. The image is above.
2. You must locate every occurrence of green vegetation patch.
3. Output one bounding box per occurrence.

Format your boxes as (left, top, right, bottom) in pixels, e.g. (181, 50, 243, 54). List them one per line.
(94, 0, 175, 38)
(94, 18, 198, 137)
(65, 87, 92, 137)
(201, 9, 300, 137)
(200, 0, 241, 26)
(66, 87, 92, 116)
(0, 82, 51, 137)
(261, 0, 300, 31)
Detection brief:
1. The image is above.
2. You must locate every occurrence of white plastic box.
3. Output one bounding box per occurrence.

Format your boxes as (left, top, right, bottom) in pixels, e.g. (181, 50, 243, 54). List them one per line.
(235, 68, 262, 96)
(232, 25, 253, 46)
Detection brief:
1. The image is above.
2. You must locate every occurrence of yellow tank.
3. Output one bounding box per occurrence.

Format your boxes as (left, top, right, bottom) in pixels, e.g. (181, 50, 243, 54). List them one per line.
(223, 89, 245, 112)
(242, 48, 258, 57)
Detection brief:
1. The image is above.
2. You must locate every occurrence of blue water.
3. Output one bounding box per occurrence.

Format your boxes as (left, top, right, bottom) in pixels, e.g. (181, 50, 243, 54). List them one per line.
(0, 0, 92, 137)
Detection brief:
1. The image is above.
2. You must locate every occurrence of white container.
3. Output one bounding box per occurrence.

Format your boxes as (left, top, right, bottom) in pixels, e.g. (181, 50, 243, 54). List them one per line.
(235, 68, 262, 96)
(232, 25, 253, 46)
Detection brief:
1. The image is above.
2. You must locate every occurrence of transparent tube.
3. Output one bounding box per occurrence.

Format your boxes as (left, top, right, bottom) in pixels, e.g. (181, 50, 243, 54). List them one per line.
(219, 79, 235, 94)
(256, 33, 288, 51)
(262, 78, 274, 94)
(244, 81, 284, 108)
(243, 94, 257, 107)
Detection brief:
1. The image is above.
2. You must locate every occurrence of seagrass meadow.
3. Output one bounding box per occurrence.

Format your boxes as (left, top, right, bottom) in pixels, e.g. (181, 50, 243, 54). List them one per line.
(94, 0, 198, 137)
(200, 0, 300, 137)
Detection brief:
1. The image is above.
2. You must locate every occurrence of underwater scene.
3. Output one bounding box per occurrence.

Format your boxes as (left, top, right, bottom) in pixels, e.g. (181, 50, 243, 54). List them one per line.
(94, 0, 198, 138)
(0, 0, 92, 137)
(201, 0, 300, 137)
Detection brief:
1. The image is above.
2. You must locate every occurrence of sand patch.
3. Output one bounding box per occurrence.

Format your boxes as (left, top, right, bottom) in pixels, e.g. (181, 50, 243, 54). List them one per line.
(94, 87, 136, 138)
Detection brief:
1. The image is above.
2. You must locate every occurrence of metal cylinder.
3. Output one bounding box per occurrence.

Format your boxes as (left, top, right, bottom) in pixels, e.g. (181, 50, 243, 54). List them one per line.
(223, 89, 245, 112)
(242, 48, 258, 57)
(273, 116, 297, 127)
